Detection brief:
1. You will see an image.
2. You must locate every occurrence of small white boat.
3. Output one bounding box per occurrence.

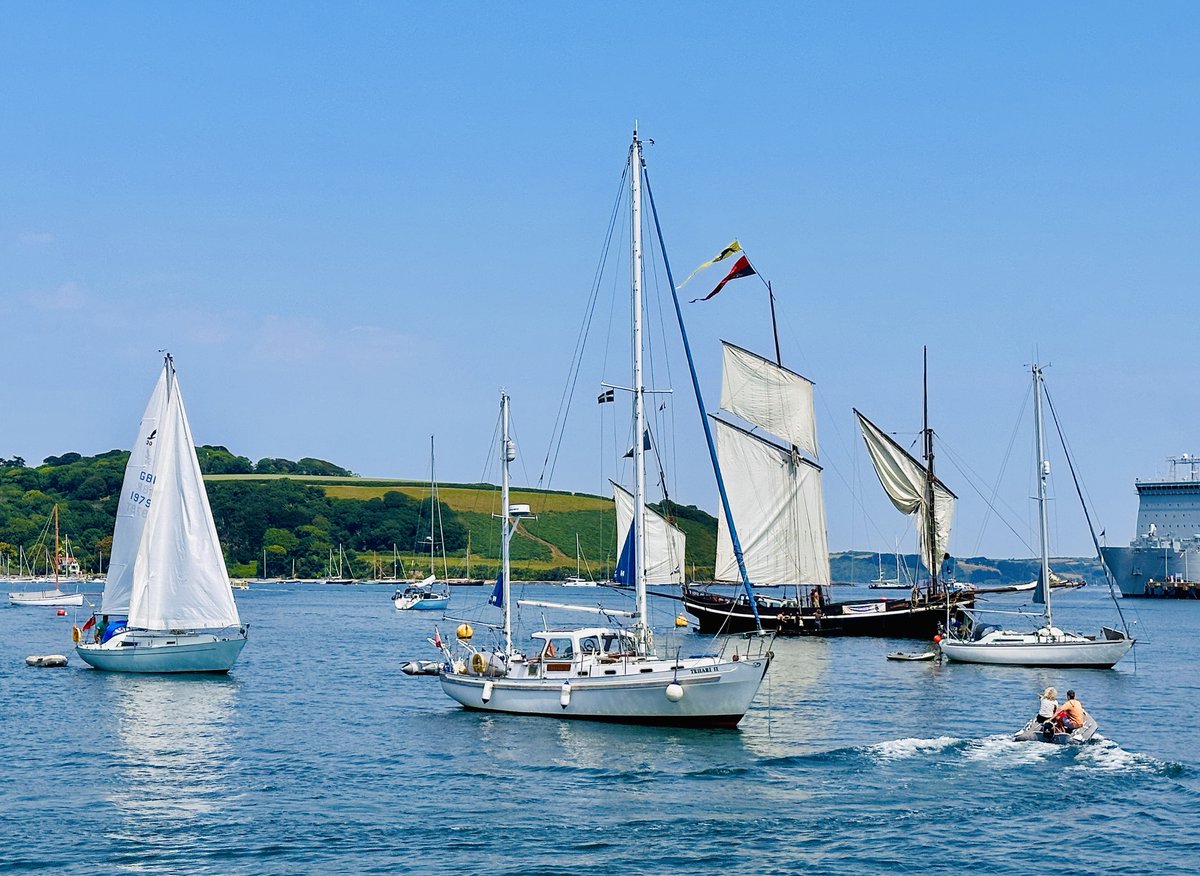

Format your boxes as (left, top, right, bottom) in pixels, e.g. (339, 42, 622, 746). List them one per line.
(400, 659, 444, 676)
(562, 535, 597, 586)
(393, 576, 450, 611)
(8, 506, 86, 606)
(886, 650, 937, 661)
(9, 588, 85, 607)
(561, 577, 597, 587)
(1013, 714, 1099, 745)
(25, 654, 69, 667)
(76, 355, 248, 674)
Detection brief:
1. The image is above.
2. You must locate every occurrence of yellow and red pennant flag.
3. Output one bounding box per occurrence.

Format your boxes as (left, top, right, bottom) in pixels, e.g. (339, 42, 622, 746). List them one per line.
(690, 255, 756, 303)
(676, 240, 742, 289)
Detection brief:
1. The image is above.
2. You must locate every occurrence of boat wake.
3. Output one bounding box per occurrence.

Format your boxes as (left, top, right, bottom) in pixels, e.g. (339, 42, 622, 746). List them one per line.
(860, 733, 1182, 776)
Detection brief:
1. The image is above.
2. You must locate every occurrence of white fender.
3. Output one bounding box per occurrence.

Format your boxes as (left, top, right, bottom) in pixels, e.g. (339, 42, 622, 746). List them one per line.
(481, 680, 494, 704)
(559, 681, 571, 708)
(665, 682, 684, 702)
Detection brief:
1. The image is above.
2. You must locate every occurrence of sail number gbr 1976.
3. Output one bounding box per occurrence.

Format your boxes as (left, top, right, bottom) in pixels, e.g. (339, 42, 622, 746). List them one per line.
(131, 470, 156, 508)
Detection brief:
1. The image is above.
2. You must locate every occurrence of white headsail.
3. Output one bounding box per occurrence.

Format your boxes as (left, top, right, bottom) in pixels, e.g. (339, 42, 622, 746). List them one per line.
(612, 482, 686, 585)
(720, 341, 818, 457)
(126, 367, 241, 631)
(855, 409, 956, 578)
(713, 418, 831, 586)
(101, 368, 170, 616)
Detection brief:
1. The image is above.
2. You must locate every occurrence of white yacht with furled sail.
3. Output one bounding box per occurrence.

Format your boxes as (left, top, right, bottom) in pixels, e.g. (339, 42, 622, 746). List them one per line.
(75, 355, 247, 673)
(937, 363, 1133, 668)
(435, 131, 771, 727)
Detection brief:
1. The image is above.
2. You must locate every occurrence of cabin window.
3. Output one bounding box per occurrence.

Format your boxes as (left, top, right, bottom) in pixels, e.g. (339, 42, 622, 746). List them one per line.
(544, 638, 574, 659)
(579, 636, 600, 656)
(602, 634, 634, 656)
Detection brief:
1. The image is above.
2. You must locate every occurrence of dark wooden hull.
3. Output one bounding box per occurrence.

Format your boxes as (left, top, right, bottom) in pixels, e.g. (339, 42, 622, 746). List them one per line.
(682, 585, 973, 639)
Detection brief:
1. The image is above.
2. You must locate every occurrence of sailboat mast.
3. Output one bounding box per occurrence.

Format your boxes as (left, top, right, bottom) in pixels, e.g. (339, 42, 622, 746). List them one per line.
(500, 391, 514, 656)
(768, 281, 783, 367)
(53, 504, 60, 588)
(922, 346, 939, 596)
(1033, 363, 1054, 630)
(429, 435, 436, 577)
(631, 131, 649, 649)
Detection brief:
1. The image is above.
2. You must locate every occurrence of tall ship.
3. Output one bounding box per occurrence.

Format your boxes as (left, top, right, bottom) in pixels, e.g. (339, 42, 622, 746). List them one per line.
(1101, 455, 1200, 598)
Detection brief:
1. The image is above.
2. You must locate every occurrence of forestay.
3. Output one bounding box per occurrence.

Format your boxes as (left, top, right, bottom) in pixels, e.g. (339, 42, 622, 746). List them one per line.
(612, 482, 686, 585)
(713, 418, 831, 586)
(855, 410, 956, 577)
(720, 341, 818, 456)
(126, 368, 241, 631)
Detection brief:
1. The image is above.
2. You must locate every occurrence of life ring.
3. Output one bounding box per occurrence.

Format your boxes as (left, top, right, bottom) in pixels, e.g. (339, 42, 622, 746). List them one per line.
(71, 625, 81, 643)
(470, 652, 487, 674)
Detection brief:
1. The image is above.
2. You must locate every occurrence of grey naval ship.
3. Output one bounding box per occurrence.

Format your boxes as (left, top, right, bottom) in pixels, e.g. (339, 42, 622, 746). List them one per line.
(1102, 455, 1200, 598)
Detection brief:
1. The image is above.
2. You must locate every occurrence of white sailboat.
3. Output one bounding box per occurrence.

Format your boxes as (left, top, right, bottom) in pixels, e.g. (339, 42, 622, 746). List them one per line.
(437, 132, 770, 726)
(75, 355, 247, 673)
(937, 363, 1134, 668)
(439, 392, 768, 726)
(8, 506, 86, 606)
(395, 438, 449, 611)
(562, 533, 597, 586)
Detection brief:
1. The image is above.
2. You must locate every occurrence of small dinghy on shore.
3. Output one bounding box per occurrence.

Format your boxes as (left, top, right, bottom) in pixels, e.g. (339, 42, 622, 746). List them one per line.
(887, 650, 937, 661)
(1013, 714, 1099, 745)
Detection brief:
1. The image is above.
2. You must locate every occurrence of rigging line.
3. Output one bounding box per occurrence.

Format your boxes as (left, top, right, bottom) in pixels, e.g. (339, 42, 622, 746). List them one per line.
(538, 161, 629, 490)
(937, 434, 1036, 556)
(966, 381, 1032, 556)
(644, 223, 678, 508)
(642, 152, 762, 628)
(1042, 381, 1131, 635)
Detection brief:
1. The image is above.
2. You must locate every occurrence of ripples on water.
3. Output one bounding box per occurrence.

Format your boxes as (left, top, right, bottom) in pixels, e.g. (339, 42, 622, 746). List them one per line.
(1, 584, 1195, 874)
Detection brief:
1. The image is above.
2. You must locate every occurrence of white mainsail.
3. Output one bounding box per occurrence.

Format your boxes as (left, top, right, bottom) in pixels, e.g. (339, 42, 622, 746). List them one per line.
(713, 418, 831, 586)
(612, 482, 686, 585)
(855, 409, 956, 578)
(720, 341, 818, 457)
(125, 366, 241, 631)
(101, 369, 170, 616)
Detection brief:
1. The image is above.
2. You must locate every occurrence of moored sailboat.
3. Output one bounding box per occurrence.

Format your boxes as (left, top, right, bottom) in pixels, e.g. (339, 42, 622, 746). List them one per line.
(937, 363, 1133, 668)
(8, 506, 86, 607)
(75, 355, 247, 673)
(436, 132, 771, 726)
(395, 437, 449, 611)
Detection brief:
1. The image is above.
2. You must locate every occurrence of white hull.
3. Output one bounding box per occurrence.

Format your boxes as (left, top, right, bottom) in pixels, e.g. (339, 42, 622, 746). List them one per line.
(9, 589, 85, 607)
(939, 632, 1133, 668)
(440, 655, 769, 728)
(394, 596, 449, 611)
(76, 629, 247, 673)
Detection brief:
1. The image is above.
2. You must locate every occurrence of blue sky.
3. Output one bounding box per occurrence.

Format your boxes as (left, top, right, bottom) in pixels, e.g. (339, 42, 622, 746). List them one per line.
(3, 3, 1198, 558)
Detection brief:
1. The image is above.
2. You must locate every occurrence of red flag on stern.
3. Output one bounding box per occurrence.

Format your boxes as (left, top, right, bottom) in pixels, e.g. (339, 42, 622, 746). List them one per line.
(690, 255, 755, 303)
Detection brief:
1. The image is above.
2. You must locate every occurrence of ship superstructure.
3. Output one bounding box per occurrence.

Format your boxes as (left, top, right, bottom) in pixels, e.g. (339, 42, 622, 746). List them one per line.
(1101, 455, 1200, 597)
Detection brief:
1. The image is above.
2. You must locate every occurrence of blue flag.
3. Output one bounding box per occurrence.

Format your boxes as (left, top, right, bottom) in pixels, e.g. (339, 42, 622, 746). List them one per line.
(489, 571, 504, 608)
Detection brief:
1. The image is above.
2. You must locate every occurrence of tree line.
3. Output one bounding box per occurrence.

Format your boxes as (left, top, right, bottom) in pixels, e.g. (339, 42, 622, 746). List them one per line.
(0, 448, 463, 578)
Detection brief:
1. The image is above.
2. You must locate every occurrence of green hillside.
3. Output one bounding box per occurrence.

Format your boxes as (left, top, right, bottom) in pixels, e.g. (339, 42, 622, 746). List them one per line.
(0, 449, 1107, 585)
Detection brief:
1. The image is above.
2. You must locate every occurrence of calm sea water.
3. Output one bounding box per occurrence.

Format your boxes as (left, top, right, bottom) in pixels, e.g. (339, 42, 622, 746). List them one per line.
(1, 582, 1196, 875)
